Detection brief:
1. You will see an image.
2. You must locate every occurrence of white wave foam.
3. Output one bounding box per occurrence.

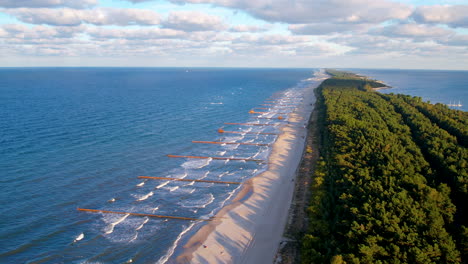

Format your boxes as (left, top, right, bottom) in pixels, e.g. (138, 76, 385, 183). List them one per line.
(184, 181, 195, 186)
(129, 233, 138, 242)
(200, 171, 210, 179)
(104, 214, 129, 234)
(157, 222, 196, 264)
(108, 198, 116, 203)
(73, 233, 84, 242)
(137, 191, 153, 201)
(169, 186, 179, 192)
(218, 171, 229, 178)
(136, 217, 149, 231)
(198, 158, 212, 169)
(177, 187, 196, 194)
(136, 182, 145, 187)
(152, 206, 160, 213)
(180, 193, 214, 208)
(210, 102, 223, 105)
(181, 158, 212, 169)
(156, 181, 169, 189)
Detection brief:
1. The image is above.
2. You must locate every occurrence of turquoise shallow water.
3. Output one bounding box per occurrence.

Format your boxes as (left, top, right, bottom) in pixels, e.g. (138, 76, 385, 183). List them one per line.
(0, 68, 316, 263)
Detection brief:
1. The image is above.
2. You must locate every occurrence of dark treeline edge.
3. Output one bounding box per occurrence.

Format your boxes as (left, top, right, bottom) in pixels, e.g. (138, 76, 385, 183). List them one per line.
(301, 74, 467, 264)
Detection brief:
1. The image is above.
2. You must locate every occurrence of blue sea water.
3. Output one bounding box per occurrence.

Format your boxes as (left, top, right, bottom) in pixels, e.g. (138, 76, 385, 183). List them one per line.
(0, 68, 317, 263)
(352, 69, 468, 111)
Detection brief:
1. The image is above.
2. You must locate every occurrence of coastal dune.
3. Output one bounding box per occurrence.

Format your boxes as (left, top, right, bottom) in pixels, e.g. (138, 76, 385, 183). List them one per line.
(175, 83, 317, 264)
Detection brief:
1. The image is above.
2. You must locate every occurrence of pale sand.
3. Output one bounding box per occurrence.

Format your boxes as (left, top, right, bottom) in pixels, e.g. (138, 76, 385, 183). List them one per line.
(175, 83, 318, 264)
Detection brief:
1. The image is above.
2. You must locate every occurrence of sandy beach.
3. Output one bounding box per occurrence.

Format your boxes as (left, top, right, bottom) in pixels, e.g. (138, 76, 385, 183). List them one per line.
(175, 83, 318, 264)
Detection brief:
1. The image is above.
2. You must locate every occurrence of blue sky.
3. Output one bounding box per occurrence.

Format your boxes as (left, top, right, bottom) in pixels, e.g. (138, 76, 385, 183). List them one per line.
(0, 0, 467, 69)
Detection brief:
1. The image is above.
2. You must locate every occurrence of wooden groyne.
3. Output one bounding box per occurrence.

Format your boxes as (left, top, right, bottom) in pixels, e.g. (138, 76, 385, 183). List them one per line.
(260, 104, 296, 107)
(77, 92, 300, 229)
(77, 208, 211, 221)
(224, 122, 279, 126)
(167, 154, 265, 162)
(257, 116, 285, 120)
(138, 176, 241, 185)
(192, 140, 270, 146)
(217, 129, 279, 135)
(249, 110, 288, 114)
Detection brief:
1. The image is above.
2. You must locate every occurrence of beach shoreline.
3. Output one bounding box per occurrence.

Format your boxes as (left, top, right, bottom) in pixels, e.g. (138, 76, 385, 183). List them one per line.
(174, 82, 318, 264)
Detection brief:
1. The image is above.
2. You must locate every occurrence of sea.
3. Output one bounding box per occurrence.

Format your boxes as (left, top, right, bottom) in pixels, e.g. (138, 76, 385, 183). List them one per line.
(352, 69, 468, 111)
(0, 68, 321, 264)
(0, 68, 466, 264)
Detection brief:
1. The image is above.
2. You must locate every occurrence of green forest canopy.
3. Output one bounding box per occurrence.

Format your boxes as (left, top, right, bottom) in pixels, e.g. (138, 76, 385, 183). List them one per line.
(302, 71, 467, 264)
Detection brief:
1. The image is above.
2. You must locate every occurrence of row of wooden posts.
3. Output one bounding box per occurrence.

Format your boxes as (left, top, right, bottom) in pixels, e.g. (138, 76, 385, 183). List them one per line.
(78, 96, 302, 221)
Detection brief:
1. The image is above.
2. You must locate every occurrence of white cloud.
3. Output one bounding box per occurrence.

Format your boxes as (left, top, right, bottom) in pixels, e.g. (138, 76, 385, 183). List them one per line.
(373, 23, 453, 39)
(438, 34, 468, 47)
(232, 34, 310, 46)
(1, 0, 467, 68)
(330, 32, 468, 58)
(152, 0, 413, 24)
(86, 27, 186, 40)
(413, 5, 468, 28)
(229, 24, 270, 33)
(0, 0, 96, 9)
(161, 11, 225, 31)
(5, 7, 161, 26)
(0, 24, 83, 39)
(289, 23, 371, 35)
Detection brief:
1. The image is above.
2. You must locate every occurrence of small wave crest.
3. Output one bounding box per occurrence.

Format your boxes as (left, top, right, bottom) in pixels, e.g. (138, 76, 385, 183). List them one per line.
(181, 158, 212, 169)
(156, 181, 169, 189)
(169, 186, 179, 192)
(157, 222, 196, 264)
(104, 214, 129, 234)
(137, 191, 154, 201)
(73, 233, 84, 243)
(179, 193, 214, 208)
(136, 217, 149, 231)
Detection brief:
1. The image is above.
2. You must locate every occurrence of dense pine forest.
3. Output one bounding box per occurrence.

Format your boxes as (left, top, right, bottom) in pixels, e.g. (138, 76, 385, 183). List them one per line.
(302, 70, 468, 264)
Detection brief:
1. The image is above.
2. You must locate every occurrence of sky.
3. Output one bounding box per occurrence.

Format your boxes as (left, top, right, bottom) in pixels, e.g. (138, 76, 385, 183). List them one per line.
(0, 0, 467, 69)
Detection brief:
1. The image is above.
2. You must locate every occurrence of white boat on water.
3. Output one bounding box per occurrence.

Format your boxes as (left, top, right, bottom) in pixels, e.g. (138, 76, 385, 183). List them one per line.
(447, 100, 463, 107)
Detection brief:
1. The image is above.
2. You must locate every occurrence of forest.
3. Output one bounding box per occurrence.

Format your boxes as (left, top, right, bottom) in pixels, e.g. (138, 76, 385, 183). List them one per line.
(301, 71, 467, 264)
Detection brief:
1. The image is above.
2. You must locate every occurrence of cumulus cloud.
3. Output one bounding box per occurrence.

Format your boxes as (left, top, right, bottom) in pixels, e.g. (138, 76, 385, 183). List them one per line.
(372, 23, 453, 39)
(134, 0, 412, 24)
(5, 7, 161, 26)
(289, 23, 371, 35)
(161, 11, 225, 31)
(86, 27, 186, 40)
(441, 34, 468, 47)
(229, 24, 270, 33)
(292, 43, 345, 56)
(413, 5, 468, 28)
(0, 23, 84, 39)
(330, 32, 468, 58)
(0, 0, 97, 9)
(232, 34, 310, 46)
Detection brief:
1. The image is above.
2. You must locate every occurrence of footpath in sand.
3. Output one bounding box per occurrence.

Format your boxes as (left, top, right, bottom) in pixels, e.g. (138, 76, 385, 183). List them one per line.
(175, 82, 318, 264)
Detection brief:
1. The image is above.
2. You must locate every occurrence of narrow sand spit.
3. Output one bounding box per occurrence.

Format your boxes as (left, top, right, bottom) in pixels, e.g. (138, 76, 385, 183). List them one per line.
(175, 84, 317, 264)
